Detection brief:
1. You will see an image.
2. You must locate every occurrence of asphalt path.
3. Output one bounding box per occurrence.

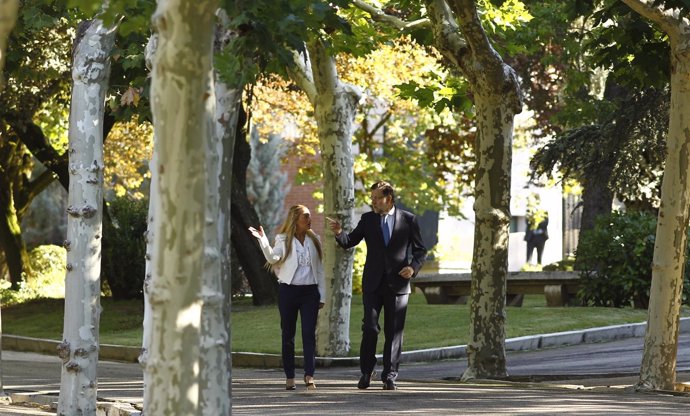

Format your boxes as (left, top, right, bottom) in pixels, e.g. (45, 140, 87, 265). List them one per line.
(399, 332, 690, 383)
(2, 333, 690, 414)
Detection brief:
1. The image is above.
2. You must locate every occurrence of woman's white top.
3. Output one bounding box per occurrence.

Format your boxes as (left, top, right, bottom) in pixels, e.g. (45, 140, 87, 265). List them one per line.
(292, 240, 316, 286)
(257, 233, 326, 302)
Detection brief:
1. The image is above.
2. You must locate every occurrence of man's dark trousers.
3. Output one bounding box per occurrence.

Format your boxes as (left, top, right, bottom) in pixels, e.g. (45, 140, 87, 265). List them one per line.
(360, 278, 409, 383)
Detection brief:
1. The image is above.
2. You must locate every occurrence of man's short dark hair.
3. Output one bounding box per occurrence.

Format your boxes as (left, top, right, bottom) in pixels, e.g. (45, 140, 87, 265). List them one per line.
(371, 180, 395, 202)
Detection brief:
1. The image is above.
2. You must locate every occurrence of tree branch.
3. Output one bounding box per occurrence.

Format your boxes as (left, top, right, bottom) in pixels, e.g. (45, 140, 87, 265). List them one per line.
(287, 47, 317, 103)
(8, 117, 69, 190)
(352, 0, 431, 31)
(620, 0, 688, 41)
(367, 110, 392, 138)
(424, 0, 469, 72)
(308, 40, 338, 95)
(447, 0, 504, 79)
(16, 168, 56, 217)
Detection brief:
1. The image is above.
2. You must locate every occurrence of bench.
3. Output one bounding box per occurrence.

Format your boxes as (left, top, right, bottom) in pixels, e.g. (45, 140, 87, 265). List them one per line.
(413, 271, 581, 307)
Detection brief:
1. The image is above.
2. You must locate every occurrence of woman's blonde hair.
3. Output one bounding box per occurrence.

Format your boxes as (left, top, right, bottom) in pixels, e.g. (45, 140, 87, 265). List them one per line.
(269, 204, 323, 272)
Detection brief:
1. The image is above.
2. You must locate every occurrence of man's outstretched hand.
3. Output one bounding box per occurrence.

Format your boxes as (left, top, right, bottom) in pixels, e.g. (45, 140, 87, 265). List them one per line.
(326, 216, 342, 235)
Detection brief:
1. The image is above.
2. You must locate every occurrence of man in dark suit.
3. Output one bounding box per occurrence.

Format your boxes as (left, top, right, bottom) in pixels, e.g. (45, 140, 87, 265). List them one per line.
(525, 216, 549, 265)
(327, 181, 427, 390)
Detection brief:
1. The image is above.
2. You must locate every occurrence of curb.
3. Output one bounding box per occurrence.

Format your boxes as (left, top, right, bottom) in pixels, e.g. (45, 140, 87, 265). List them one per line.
(5, 318, 689, 369)
(8, 392, 141, 416)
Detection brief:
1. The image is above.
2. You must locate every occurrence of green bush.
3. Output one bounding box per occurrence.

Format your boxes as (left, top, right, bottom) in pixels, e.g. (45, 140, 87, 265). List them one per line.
(0, 245, 67, 305)
(102, 197, 148, 300)
(542, 257, 575, 271)
(28, 244, 66, 296)
(576, 211, 690, 308)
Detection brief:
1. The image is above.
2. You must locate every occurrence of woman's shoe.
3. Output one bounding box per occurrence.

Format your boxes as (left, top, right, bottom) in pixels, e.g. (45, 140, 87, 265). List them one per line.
(286, 378, 296, 390)
(304, 375, 316, 390)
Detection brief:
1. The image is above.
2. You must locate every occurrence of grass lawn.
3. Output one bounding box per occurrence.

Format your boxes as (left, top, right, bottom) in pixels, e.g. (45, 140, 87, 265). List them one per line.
(2, 293, 664, 356)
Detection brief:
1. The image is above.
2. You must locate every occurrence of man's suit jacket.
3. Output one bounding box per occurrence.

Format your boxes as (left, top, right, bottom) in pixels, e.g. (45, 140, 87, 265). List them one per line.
(335, 207, 427, 295)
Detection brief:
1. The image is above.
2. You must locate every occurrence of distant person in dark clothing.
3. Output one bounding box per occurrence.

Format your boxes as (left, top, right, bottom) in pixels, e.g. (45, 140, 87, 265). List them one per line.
(525, 216, 549, 265)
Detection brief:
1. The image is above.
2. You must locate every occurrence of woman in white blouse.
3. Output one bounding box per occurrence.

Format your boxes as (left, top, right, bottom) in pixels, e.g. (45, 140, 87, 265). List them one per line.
(249, 204, 325, 391)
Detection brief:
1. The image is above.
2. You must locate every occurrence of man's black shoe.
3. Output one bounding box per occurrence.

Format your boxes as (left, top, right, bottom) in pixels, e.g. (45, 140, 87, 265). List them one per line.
(383, 379, 397, 390)
(357, 370, 376, 389)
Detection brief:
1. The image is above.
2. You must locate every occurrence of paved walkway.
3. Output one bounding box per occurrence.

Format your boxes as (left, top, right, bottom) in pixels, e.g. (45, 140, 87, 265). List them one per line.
(3, 353, 690, 415)
(3, 320, 690, 415)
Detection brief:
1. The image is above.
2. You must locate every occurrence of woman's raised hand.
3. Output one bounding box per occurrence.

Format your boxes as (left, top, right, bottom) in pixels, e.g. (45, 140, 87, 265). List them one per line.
(248, 225, 265, 239)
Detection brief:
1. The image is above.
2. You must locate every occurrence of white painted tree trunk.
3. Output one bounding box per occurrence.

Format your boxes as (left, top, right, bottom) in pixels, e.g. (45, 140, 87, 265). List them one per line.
(425, 0, 521, 379)
(144, 0, 218, 413)
(290, 40, 361, 356)
(0, 0, 18, 91)
(57, 19, 116, 416)
(621, 0, 690, 392)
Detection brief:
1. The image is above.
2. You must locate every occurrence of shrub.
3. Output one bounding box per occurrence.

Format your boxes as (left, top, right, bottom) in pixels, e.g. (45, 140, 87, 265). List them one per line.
(102, 197, 148, 300)
(0, 245, 66, 305)
(576, 211, 690, 308)
(542, 257, 575, 271)
(28, 244, 66, 297)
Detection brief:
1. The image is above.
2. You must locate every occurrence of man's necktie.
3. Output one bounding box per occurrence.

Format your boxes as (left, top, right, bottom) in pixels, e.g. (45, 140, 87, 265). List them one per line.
(382, 215, 390, 246)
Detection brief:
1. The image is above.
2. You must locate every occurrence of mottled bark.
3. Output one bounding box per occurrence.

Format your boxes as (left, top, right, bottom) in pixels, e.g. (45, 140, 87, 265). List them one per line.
(57, 19, 116, 415)
(287, 40, 360, 356)
(621, 0, 690, 393)
(214, 54, 241, 395)
(307, 40, 360, 357)
(230, 106, 279, 305)
(199, 53, 230, 414)
(140, 149, 155, 406)
(139, 33, 157, 409)
(426, 0, 522, 379)
(144, 0, 218, 413)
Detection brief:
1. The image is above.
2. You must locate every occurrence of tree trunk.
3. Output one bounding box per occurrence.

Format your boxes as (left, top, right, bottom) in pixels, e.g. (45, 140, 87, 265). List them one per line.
(463, 93, 516, 379)
(198, 56, 230, 415)
(623, 0, 690, 392)
(425, 0, 522, 379)
(0, 185, 28, 288)
(0, 0, 19, 91)
(144, 0, 217, 412)
(230, 106, 279, 305)
(57, 19, 115, 415)
(214, 66, 241, 396)
(0, 136, 33, 288)
(138, 33, 159, 410)
(308, 40, 360, 357)
(140, 150, 155, 406)
(577, 170, 613, 238)
(575, 82, 624, 258)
